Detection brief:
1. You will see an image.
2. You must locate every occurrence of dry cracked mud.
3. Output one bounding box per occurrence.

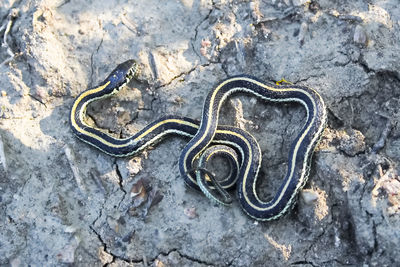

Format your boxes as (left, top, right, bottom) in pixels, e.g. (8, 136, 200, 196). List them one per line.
(0, 0, 399, 266)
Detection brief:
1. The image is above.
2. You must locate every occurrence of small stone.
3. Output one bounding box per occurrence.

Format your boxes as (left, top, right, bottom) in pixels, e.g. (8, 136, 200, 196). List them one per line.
(200, 39, 212, 56)
(10, 257, 21, 267)
(388, 194, 400, 208)
(353, 25, 367, 45)
(127, 157, 142, 175)
(301, 190, 319, 204)
(130, 178, 149, 206)
(57, 244, 77, 263)
(184, 207, 197, 219)
(35, 87, 48, 102)
(201, 39, 211, 48)
(64, 226, 76, 233)
(383, 179, 400, 196)
(298, 22, 308, 45)
(200, 47, 208, 56)
(107, 217, 119, 233)
(154, 259, 165, 267)
(98, 247, 113, 265)
(338, 129, 366, 156)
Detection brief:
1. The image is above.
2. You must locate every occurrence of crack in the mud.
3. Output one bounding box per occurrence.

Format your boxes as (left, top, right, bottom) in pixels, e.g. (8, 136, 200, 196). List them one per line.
(90, 36, 104, 86)
(177, 250, 215, 266)
(291, 260, 316, 267)
(355, 54, 400, 83)
(337, 147, 367, 158)
(57, 0, 71, 8)
(368, 212, 379, 256)
(321, 258, 355, 266)
(89, 225, 141, 266)
(190, 1, 214, 60)
(295, 74, 327, 84)
(114, 161, 126, 194)
(91, 199, 105, 228)
(302, 225, 327, 265)
(114, 161, 127, 209)
(227, 249, 243, 266)
(357, 55, 374, 75)
(155, 63, 211, 90)
(150, 248, 216, 266)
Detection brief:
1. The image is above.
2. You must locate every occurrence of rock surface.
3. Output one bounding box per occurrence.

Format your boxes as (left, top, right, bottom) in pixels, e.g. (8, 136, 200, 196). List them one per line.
(0, 0, 399, 266)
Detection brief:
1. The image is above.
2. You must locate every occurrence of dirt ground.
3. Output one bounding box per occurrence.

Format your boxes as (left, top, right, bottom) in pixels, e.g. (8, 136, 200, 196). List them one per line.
(0, 0, 399, 266)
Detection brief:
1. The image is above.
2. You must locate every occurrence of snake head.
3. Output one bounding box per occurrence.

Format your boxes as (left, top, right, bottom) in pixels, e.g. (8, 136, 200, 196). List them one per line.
(105, 59, 140, 92)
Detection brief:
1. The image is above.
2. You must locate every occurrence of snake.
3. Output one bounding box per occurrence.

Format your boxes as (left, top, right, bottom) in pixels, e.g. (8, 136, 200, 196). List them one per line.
(70, 59, 326, 221)
(70, 60, 253, 192)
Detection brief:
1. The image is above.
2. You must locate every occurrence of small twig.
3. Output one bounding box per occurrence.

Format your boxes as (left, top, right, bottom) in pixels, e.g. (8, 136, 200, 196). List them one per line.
(327, 10, 363, 23)
(298, 22, 308, 46)
(234, 39, 245, 67)
(371, 116, 392, 154)
(64, 145, 87, 195)
(28, 93, 47, 107)
(89, 171, 107, 195)
(119, 12, 137, 34)
(0, 134, 7, 172)
(253, 7, 297, 26)
(148, 51, 158, 81)
(337, 14, 363, 23)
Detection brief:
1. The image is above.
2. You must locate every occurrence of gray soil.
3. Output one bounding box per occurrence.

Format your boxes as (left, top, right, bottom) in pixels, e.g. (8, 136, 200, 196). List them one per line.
(0, 0, 399, 266)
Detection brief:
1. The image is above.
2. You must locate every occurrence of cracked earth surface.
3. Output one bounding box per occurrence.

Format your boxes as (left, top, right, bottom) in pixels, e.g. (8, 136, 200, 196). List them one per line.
(0, 0, 399, 266)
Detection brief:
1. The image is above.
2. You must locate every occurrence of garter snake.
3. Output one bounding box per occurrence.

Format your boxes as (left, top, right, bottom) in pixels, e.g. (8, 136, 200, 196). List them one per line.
(70, 60, 251, 191)
(70, 60, 326, 221)
(180, 76, 327, 220)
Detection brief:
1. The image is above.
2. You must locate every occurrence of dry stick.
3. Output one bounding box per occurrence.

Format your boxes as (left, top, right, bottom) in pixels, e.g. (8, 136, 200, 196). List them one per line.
(1, 9, 18, 65)
(372, 164, 392, 197)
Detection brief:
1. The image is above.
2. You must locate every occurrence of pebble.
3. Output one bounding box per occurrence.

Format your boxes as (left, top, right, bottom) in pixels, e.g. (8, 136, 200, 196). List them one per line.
(301, 190, 319, 204)
(339, 129, 366, 156)
(353, 25, 368, 45)
(64, 226, 76, 233)
(184, 207, 197, 219)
